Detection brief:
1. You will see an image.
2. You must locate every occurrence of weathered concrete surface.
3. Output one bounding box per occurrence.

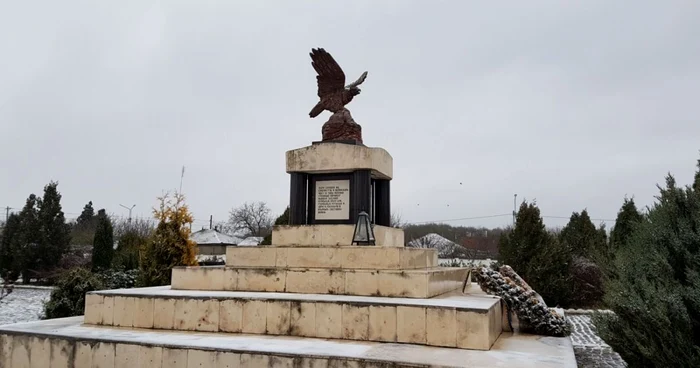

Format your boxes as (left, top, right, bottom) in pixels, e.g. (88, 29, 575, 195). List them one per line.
(272, 224, 404, 247)
(170, 266, 468, 298)
(85, 287, 502, 350)
(286, 143, 393, 179)
(0, 316, 577, 367)
(226, 246, 434, 269)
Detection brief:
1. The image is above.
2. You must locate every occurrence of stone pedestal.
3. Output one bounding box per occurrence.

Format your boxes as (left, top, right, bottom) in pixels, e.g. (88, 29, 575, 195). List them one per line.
(286, 142, 392, 227)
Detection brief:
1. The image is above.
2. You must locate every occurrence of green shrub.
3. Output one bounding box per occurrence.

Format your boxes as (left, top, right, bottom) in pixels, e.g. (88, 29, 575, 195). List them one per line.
(96, 269, 138, 289)
(594, 171, 700, 366)
(43, 268, 105, 319)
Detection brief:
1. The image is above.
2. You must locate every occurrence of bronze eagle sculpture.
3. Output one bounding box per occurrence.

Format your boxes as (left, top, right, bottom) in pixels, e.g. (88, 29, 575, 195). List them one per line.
(309, 48, 368, 118)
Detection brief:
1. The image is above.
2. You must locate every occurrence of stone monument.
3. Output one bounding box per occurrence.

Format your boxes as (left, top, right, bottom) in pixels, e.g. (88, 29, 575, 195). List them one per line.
(0, 48, 576, 368)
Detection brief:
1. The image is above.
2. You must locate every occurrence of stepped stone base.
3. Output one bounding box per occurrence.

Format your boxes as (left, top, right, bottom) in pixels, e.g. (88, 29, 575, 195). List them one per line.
(171, 266, 468, 298)
(83, 287, 502, 350)
(0, 316, 577, 368)
(226, 246, 435, 269)
(271, 225, 404, 247)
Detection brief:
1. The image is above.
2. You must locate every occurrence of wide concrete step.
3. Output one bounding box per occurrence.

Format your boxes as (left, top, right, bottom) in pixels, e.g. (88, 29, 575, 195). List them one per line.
(226, 246, 437, 269)
(0, 316, 577, 368)
(83, 287, 501, 350)
(272, 224, 404, 247)
(171, 266, 468, 298)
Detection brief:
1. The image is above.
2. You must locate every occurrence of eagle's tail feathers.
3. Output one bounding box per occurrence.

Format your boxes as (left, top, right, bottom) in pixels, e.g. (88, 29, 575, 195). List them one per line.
(309, 102, 324, 118)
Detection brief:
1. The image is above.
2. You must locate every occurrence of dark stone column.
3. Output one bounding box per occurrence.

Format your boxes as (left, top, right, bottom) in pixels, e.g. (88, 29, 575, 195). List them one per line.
(289, 173, 307, 225)
(351, 170, 372, 224)
(374, 180, 391, 226)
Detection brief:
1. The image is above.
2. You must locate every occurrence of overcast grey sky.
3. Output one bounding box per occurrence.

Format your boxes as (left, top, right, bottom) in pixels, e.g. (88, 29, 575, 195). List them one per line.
(1, 1, 699, 230)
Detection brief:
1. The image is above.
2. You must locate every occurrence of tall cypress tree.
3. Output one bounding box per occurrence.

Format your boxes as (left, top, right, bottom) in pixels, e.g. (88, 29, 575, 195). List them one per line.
(609, 198, 643, 251)
(499, 201, 572, 307)
(694, 157, 700, 193)
(559, 209, 604, 258)
(0, 213, 22, 282)
(17, 194, 41, 283)
(92, 209, 114, 271)
(37, 182, 71, 274)
(559, 209, 608, 307)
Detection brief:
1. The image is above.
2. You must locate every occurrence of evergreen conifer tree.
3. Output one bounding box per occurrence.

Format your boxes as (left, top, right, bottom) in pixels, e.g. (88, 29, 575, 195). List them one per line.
(71, 200, 99, 245)
(76, 201, 95, 226)
(559, 209, 605, 257)
(261, 207, 291, 245)
(694, 157, 700, 193)
(559, 209, 608, 307)
(91, 209, 114, 271)
(274, 206, 291, 226)
(37, 181, 71, 274)
(0, 213, 22, 282)
(139, 192, 198, 286)
(17, 194, 41, 283)
(499, 201, 572, 307)
(609, 198, 643, 251)
(594, 167, 700, 366)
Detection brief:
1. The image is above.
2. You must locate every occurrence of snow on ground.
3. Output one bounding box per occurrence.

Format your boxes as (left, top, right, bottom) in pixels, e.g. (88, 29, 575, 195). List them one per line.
(0, 288, 51, 326)
(569, 314, 626, 368)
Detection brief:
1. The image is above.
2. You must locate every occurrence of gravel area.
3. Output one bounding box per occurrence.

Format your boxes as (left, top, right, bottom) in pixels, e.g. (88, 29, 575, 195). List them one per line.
(0, 288, 51, 326)
(569, 314, 627, 368)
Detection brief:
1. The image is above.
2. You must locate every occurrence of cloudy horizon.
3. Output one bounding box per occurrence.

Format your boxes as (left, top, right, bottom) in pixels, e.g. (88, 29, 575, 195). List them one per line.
(2, 1, 699, 231)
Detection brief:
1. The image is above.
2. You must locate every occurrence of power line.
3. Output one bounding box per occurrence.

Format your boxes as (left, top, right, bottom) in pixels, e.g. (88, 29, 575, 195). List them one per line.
(542, 215, 616, 222)
(411, 214, 512, 225)
(409, 213, 617, 225)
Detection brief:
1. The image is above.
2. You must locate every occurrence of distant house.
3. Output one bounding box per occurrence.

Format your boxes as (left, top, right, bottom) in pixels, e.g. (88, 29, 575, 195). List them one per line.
(238, 236, 264, 247)
(190, 229, 243, 255)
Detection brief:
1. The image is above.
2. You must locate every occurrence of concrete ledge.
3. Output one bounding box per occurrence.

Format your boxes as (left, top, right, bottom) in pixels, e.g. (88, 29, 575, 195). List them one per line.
(226, 246, 436, 269)
(286, 143, 393, 180)
(272, 224, 404, 247)
(83, 287, 501, 350)
(171, 266, 468, 298)
(0, 317, 577, 367)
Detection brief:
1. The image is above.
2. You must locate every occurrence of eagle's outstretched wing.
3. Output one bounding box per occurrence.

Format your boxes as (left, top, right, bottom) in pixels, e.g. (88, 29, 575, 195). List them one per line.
(310, 48, 346, 98)
(345, 71, 368, 89)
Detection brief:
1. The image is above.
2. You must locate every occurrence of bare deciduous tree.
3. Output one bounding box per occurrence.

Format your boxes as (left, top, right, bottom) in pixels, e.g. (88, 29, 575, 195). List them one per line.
(227, 201, 273, 237)
(390, 212, 406, 228)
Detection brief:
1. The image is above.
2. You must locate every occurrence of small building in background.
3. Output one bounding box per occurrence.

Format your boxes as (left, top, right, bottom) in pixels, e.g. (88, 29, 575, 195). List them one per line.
(238, 236, 264, 247)
(190, 228, 242, 256)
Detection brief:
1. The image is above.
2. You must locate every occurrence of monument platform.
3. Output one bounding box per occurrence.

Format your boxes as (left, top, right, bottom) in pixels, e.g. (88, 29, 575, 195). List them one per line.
(0, 316, 576, 368)
(171, 265, 468, 298)
(83, 286, 501, 350)
(271, 224, 404, 247)
(226, 245, 434, 269)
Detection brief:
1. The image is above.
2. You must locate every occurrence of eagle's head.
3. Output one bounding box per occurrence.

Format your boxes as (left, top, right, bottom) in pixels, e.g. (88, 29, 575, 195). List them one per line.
(348, 86, 361, 96)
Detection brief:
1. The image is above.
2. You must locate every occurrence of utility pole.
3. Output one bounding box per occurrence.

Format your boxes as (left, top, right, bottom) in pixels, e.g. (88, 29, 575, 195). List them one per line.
(512, 194, 517, 225)
(210, 215, 213, 230)
(5, 206, 10, 223)
(179, 166, 185, 194)
(119, 204, 136, 222)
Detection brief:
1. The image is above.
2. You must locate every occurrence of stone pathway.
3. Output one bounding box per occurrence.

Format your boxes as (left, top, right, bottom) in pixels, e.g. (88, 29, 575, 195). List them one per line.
(568, 314, 626, 368)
